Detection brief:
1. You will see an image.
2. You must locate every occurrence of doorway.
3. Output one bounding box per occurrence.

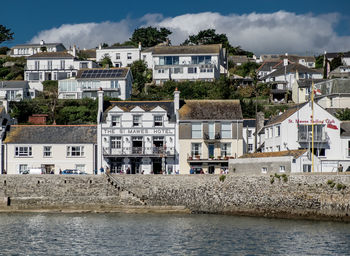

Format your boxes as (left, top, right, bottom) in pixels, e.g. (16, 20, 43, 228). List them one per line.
(130, 158, 141, 174)
(132, 137, 143, 154)
(208, 143, 215, 158)
(42, 164, 55, 174)
(208, 165, 215, 174)
(152, 158, 162, 174)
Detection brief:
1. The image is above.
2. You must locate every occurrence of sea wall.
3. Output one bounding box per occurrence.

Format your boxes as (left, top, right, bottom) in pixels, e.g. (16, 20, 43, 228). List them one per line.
(1, 174, 350, 220)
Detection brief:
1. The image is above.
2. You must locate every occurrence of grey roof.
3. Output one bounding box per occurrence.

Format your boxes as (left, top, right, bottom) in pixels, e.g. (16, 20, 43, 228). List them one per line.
(27, 52, 74, 59)
(105, 45, 138, 49)
(104, 101, 176, 122)
(266, 103, 307, 126)
(4, 125, 97, 144)
(12, 43, 65, 48)
(243, 119, 268, 127)
(179, 100, 243, 120)
(341, 121, 350, 136)
(315, 79, 350, 94)
(263, 63, 321, 79)
(151, 44, 222, 55)
(297, 79, 326, 88)
(0, 81, 29, 89)
(257, 61, 281, 72)
(325, 52, 350, 59)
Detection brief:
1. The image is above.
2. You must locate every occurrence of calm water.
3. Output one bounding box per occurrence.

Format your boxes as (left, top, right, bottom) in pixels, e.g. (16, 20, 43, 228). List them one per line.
(0, 213, 349, 256)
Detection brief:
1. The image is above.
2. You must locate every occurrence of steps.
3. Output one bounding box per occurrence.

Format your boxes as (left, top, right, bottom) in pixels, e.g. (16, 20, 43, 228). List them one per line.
(106, 174, 147, 205)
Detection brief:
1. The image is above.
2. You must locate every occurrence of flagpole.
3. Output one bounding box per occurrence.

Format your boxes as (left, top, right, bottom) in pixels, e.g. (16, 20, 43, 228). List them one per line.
(311, 81, 315, 173)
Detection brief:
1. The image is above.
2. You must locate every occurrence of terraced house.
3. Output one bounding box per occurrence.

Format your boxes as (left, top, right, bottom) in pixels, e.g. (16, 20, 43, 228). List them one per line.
(178, 100, 243, 174)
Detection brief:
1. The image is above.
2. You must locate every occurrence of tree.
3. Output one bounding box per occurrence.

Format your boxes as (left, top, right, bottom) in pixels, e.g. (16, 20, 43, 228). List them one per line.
(130, 27, 172, 47)
(100, 54, 112, 68)
(182, 29, 254, 57)
(41, 81, 58, 124)
(335, 108, 350, 121)
(130, 60, 152, 95)
(0, 25, 14, 44)
(40, 46, 47, 52)
(330, 54, 342, 71)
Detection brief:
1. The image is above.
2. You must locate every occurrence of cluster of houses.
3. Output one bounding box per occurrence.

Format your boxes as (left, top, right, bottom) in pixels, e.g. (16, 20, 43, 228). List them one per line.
(1, 40, 350, 175)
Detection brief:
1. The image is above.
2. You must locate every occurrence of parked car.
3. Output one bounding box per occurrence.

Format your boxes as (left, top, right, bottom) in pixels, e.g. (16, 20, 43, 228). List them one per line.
(21, 168, 45, 175)
(62, 169, 87, 175)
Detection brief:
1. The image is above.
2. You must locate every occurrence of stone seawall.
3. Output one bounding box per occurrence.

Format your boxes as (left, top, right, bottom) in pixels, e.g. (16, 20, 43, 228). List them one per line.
(0, 174, 350, 221)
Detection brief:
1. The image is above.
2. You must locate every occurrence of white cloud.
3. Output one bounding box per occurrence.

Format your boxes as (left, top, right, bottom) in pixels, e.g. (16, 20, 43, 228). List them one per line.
(29, 11, 350, 55)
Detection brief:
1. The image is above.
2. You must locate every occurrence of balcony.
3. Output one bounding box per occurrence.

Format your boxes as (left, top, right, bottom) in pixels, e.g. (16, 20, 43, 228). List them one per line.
(203, 132, 221, 141)
(103, 147, 175, 156)
(25, 65, 77, 71)
(187, 153, 232, 163)
(298, 131, 329, 143)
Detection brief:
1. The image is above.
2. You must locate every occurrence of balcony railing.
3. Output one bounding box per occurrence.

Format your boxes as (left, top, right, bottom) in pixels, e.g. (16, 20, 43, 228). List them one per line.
(104, 147, 175, 156)
(26, 65, 77, 71)
(298, 131, 329, 143)
(203, 132, 221, 141)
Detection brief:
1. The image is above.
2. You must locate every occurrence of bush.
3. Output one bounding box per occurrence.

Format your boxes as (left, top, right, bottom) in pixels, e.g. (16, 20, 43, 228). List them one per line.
(219, 175, 226, 182)
(281, 174, 288, 183)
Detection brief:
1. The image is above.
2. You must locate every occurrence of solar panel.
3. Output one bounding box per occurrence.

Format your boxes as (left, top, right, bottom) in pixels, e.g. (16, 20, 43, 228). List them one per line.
(80, 69, 125, 79)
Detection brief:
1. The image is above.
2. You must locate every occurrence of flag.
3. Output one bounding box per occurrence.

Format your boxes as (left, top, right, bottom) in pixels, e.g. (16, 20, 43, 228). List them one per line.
(327, 123, 338, 130)
(314, 88, 322, 96)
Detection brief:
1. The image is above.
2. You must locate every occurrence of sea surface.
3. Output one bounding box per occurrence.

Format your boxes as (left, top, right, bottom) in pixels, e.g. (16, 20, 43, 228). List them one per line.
(0, 213, 349, 255)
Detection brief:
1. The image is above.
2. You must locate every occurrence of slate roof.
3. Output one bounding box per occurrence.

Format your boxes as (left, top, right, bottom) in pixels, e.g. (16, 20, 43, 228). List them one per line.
(104, 101, 176, 122)
(341, 121, 350, 136)
(263, 63, 321, 79)
(179, 100, 242, 120)
(325, 52, 350, 59)
(12, 43, 65, 48)
(104, 45, 138, 49)
(243, 119, 268, 127)
(27, 52, 75, 59)
(257, 61, 281, 72)
(79, 49, 96, 58)
(266, 103, 307, 126)
(297, 79, 326, 88)
(151, 44, 222, 55)
(239, 149, 307, 159)
(0, 81, 29, 89)
(4, 125, 97, 144)
(315, 79, 350, 94)
(229, 55, 249, 64)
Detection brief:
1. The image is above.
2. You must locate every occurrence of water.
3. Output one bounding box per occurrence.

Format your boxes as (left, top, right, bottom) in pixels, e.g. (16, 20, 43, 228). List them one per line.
(0, 213, 349, 256)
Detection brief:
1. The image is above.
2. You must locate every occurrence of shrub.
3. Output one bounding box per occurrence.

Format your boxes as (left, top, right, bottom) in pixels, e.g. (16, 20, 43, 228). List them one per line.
(219, 175, 226, 182)
(327, 180, 334, 185)
(281, 174, 288, 183)
(270, 177, 275, 184)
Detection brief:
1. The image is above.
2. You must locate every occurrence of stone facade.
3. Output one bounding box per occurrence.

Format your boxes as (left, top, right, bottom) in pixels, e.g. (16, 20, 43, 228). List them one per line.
(1, 174, 350, 221)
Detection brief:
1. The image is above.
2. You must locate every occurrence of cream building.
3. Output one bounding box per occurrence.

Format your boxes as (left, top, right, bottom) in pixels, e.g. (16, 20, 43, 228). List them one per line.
(178, 100, 243, 174)
(4, 125, 97, 174)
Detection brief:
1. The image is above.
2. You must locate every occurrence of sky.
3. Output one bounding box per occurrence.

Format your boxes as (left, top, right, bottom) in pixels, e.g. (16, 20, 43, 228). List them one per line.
(1, 0, 350, 55)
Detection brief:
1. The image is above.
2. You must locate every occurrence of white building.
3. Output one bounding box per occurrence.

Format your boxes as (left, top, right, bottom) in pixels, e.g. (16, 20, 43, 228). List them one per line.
(9, 40, 66, 57)
(96, 43, 153, 69)
(0, 81, 31, 101)
(262, 102, 350, 172)
(325, 52, 350, 66)
(58, 68, 133, 100)
(25, 52, 98, 91)
(257, 54, 316, 68)
(314, 79, 350, 109)
(243, 116, 266, 154)
(0, 103, 15, 174)
(151, 44, 227, 85)
(97, 90, 179, 174)
(3, 125, 97, 174)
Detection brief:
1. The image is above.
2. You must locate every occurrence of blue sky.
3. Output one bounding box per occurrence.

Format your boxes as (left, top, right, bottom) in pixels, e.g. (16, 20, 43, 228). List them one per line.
(1, 0, 350, 54)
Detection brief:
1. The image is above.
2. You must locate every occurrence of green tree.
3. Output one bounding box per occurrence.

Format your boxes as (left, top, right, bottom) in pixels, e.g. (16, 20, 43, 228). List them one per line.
(130, 60, 152, 95)
(330, 55, 342, 71)
(315, 55, 324, 69)
(335, 108, 350, 121)
(232, 62, 260, 77)
(0, 46, 9, 55)
(100, 54, 113, 68)
(130, 27, 172, 47)
(0, 25, 14, 44)
(112, 41, 137, 47)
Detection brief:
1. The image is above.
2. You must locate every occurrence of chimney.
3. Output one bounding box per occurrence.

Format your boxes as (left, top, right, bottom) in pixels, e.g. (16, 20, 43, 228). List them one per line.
(98, 44, 102, 50)
(72, 45, 77, 57)
(2, 98, 8, 113)
(174, 88, 180, 114)
(283, 53, 288, 66)
(138, 42, 142, 51)
(256, 112, 265, 133)
(295, 69, 299, 80)
(40, 40, 45, 46)
(97, 88, 104, 124)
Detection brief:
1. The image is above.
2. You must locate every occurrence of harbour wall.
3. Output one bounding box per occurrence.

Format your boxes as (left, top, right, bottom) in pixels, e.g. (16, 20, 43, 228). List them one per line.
(0, 174, 350, 220)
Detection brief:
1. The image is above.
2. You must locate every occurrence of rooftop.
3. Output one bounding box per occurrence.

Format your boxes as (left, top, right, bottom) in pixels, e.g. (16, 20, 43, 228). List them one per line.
(240, 149, 307, 159)
(151, 44, 222, 55)
(4, 125, 97, 144)
(263, 63, 321, 79)
(0, 80, 29, 89)
(179, 100, 242, 120)
(266, 103, 306, 126)
(27, 52, 75, 59)
(76, 68, 129, 80)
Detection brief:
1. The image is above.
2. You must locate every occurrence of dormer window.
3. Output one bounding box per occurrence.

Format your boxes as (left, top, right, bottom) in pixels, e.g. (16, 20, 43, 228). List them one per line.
(154, 115, 163, 127)
(133, 115, 142, 127)
(111, 115, 121, 127)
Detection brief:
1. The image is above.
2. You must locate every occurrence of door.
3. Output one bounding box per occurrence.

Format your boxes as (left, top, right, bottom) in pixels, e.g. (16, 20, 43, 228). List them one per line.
(208, 144, 215, 158)
(130, 158, 141, 174)
(152, 158, 162, 174)
(132, 137, 143, 154)
(208, 165, 215, 174)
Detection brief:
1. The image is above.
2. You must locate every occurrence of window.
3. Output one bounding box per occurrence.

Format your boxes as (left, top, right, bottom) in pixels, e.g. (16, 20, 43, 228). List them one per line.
(261, 167, 267, 174)
(111, 115, 121, 127)
(111, 80, 119, 89)
(80, 62, 88, 69)
(43, 146, 52, 157)
(172, 67, 183, 74)
(208, 122, 215, 139)
(15, 146, 32, 157)
(247, 130, 252, 138)
(221, 123, 232, 139)
(221, 143, 231, 157)
(133, 115, 141, 127)
(76, 164, 85, 172)
(192, 123, 202, 139)
(157, 69, 165, 74)
(248, 144, 253, 152)
(48, 60, 52, 70)
(143, 55, 146, 60)
(35, 61, 40, 70)
(269, 127, 273, 138)
(116, 53, 120, 60)
(191, 143, 202, 157)
(191, 56, 211, 64)
(188, 67, 197, 73)
(19, 164, 28, 174)
(154, 116, 163, 127)
(111, 137, 122, 149)
(60, 60, 65, 70)
(67, 146, 84, 157)
(266, 128, 269, 139)
(348, 141, 350, 157)
(127, 53, 132, 60)
(276, 145, 280, 151)
(279, 166, 285, 172)
(276, 126, 281, 137)
(159, 56, 179, 65)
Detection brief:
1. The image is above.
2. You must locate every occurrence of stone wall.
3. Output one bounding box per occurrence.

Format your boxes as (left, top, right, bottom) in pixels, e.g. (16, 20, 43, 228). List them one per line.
(0, 174, 350, 221)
